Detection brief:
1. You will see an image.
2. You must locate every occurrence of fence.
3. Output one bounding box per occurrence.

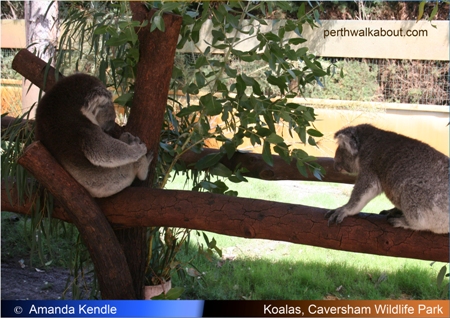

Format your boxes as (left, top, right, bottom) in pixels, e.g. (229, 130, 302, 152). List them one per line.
(1, 19, 449, 155)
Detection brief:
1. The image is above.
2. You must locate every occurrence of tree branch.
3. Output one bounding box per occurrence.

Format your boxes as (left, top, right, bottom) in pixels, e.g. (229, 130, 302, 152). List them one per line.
(16, 142, 135, 299)
(3, 183, 447, 263)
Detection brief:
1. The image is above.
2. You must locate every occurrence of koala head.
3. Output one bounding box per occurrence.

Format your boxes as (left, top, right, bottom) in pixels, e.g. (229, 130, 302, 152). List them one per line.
(81, 87, 116, 132)
(333, 127, 360, 174)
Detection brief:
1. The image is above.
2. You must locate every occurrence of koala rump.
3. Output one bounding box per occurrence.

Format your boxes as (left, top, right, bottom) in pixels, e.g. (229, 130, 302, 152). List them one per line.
(325, 124, 449, 234)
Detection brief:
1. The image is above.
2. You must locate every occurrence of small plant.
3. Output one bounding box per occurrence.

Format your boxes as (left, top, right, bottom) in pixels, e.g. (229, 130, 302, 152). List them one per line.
(436, 264, 449, 299)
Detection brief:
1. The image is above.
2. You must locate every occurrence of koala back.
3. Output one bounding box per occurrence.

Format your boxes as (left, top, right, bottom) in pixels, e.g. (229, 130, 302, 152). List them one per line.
(35, 74, 115, 170)
(335, 124, 449, 216)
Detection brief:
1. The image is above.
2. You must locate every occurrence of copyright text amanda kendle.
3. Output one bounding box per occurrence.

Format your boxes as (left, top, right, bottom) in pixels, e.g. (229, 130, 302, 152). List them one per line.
(323, 27, 428, 38)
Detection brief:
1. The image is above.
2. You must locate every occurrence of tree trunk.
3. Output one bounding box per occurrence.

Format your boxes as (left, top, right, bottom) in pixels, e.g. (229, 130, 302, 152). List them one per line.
(22, 0, 59, 118)
(115, 3, 183, 299)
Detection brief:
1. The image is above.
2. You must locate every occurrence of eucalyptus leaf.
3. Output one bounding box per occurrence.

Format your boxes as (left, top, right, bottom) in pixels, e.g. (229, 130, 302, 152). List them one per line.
(195, 152, 224, 170)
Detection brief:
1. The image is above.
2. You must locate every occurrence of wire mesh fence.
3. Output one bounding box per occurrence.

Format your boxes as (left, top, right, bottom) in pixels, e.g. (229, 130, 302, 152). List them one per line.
(322, 58, 449, 106)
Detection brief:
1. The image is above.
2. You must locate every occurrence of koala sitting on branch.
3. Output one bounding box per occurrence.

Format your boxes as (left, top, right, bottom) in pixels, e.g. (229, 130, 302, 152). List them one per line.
(325, 124, 449, 234)
(35, 73, 152, 198)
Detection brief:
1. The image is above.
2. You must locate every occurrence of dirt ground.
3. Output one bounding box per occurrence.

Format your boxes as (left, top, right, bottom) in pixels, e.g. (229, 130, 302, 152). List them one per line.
(1, 257, 76, 300)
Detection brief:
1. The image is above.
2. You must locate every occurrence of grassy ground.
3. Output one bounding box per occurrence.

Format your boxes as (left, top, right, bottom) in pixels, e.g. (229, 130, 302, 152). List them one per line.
(165, 176, 449, 300)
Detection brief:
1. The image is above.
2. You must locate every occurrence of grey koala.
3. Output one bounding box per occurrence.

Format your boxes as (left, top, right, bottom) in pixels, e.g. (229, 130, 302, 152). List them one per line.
(325, 124, 449, 234)
(35, 73, 152, 198)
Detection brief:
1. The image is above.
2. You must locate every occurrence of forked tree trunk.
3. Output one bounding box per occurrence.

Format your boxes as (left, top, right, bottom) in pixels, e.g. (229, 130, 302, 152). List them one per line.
(116, 3, 182, 299)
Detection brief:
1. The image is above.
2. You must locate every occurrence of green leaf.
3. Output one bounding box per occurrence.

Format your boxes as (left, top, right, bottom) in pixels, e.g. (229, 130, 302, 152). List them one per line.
(265, 133, 284, 144)
(296, 160, 308, 177)
(209, 163, 232, 178)
(212, 29, 225, 44)
(262, 141, 273, 167)
(225, 64, 237, 78)
(195, 56, 208, 68)
(186, 83, 199, 95)
(160, 142, 175, 155)
(288, 38, 307, 45)
(195, 71, 206, 88)
(151, 287, 184, 300)
(437, 265, 447, 288)
(307, 128, 323, 137)
(114, 93, 133, 107)
(161, 1, 181, 12)
(105, 33, 129, 46)
(250, 134, 261, 146)
(428, 3, 439, 24)
(222, 141, 236, 159)
(308, 136, 317, 146)
(200, 94, 222, 116)
(297, 3, 306, 19)
(155, 15, 165, 32)
(176, 106, 201, 117)
(195, 152, 224, 170)
(417, 1, 426, 22)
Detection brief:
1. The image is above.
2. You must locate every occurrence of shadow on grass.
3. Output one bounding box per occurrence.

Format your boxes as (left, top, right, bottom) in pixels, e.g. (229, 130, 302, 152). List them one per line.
(173, 241, 448, 301)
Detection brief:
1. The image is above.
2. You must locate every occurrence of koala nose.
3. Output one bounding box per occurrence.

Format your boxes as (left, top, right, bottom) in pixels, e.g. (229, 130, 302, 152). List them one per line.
(104, 120, 116, 133)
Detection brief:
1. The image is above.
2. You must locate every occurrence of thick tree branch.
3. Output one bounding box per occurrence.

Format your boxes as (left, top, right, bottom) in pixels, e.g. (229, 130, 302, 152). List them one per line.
(180, 148, 356, 184)
(2, 184, 447, 263)
(12, 49, 63, 92)
(16, 142, 135, 299)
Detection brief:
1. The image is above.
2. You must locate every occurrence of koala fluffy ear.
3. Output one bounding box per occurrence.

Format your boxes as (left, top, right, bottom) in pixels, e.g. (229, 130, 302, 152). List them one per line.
(335, 127, 359, 156)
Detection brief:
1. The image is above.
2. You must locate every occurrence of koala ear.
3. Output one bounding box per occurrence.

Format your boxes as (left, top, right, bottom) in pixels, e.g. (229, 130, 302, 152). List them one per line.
(84, 87, 112, 112)
(335, 128, 359, 156)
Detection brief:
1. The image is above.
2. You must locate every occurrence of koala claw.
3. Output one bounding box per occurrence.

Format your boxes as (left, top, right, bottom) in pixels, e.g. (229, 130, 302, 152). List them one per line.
(146, 151, 154, 163)
(325, 209, 341, 226)
(379, 207, 403, 219)
(120, 132, 144, 146)
(387, 216, 408, 228)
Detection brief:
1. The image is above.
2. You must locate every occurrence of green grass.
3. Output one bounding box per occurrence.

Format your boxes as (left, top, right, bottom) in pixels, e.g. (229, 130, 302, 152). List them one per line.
(1, 212, 80, 268)
(166, 176, 449, 300)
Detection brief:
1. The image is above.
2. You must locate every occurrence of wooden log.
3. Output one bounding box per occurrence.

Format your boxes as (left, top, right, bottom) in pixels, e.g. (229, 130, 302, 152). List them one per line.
(180, 148, 356, 184)
(12, 49, 63, 92)
(3, 185, 448, 263)
(17, 141, 135, 299)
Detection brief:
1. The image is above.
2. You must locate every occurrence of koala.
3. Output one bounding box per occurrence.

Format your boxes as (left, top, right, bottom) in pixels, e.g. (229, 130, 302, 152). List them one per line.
(325, 124, 449, 234)
(35, 73, 152, 198)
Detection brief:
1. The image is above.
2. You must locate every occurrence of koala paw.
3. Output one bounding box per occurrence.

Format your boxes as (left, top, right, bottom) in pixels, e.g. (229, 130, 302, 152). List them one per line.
(325, 209, 346, 226)
(120, 132, 143, 146)
(120, 132, 147, 156)
(387, 215, 409, 229)
(380, 207, 403, 219)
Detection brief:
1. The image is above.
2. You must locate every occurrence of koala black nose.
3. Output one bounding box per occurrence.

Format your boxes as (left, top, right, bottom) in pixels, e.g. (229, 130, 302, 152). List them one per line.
(104, 120, 116, 133)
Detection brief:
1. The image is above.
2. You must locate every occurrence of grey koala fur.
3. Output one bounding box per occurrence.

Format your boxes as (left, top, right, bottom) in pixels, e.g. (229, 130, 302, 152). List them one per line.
(325, 124, 449, 234)
(35, 73, 152, 198)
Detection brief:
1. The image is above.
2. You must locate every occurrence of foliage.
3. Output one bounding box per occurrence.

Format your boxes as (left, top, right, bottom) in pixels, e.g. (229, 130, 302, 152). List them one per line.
(2, 0, 330, 298)
(303, 59, 379, 102)
(1, 49, 22, 80)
